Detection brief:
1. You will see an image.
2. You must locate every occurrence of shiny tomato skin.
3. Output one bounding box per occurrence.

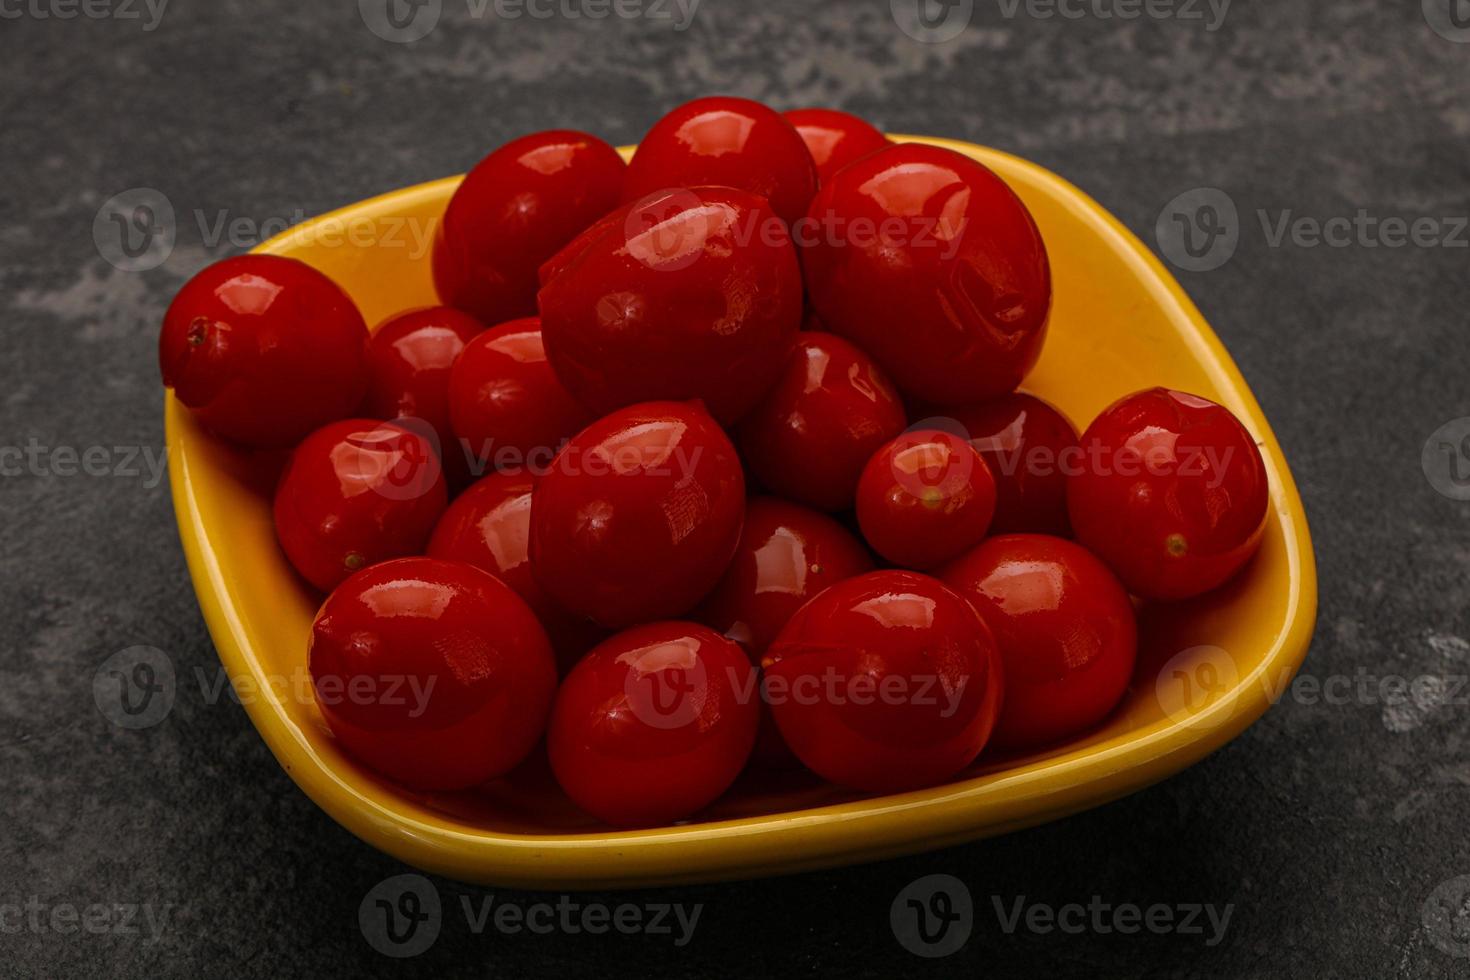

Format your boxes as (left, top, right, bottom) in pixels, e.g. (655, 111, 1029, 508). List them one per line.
(159, 255, 369, 449)
(738, 331, 908, 512)
(1067, 388, 1269, 600)
(941, 534, 1136, 751)
(548, 621, 759, 827)
(764, 570, 1003, 793)
(856, 429, 997, 570)
(447, 316, 592, 477)
(309, 557, 557, 791)
(782, 108, 890, 185)
(363, 306, 486, 485)
(700, 497, 875, 657)
(529, 401, 746, 629)
(698, 497, 875, 768)
(427, 468, 605, 673)
(624, 96, 818, 226)
(948, 392, 1079, 536)
(801, 142, 1052, 406)
(364, 306, 486, 424)
(538, 186, 802, 425)
(273, 419, 448, 592)
(433, 130, 626, 326)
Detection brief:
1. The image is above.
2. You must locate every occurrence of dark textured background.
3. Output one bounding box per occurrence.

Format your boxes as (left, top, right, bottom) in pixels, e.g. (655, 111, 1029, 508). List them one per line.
(4, 0, 1470, 976)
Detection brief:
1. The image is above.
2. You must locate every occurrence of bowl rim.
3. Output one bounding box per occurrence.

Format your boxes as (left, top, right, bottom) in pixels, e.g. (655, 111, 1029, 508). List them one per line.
(166, 134, 1318, 889)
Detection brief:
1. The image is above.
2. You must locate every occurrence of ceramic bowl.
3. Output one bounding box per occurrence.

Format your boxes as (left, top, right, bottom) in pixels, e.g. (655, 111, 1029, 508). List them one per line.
(165, 136, 1317, 888)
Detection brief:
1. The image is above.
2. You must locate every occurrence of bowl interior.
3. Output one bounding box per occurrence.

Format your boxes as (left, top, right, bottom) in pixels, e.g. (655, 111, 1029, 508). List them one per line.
(166, 137, 1315, 883)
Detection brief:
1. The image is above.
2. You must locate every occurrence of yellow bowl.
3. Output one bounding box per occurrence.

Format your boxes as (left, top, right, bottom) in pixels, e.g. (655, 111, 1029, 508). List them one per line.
(166, 136, 1317, 888)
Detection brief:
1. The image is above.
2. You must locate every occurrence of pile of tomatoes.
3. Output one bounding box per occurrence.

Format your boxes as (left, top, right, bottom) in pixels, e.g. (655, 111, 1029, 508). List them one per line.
(160, 97, 1269, 828)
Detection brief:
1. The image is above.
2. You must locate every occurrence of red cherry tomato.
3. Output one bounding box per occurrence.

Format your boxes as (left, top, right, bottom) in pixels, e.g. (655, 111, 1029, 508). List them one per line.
(433, 130, 625, 326)
(855, 430, 997, 570)
(699, 497, 875, 768)
(947, 392, 1079, 536)
(428, 469, 605, 673)
(549, 625, 758, 822)
(801, 142, 1052, 406)
(782, 108, 890, 185)
(447, 316, 592, 477)
(700, 497, 876, 657)
(273, 419, 447, 592)
(548, 621, 759, 827)
(941, 534, 1136, 751)
(624, 96, 817, 226)
(159, 255, 369, 448)
(738, 331, 908, 512)
(309, 557, 557, 791)
(529, 401, 745, 629)
(764, 570, 1003, 793)
(1067, 388, 1268, 600)
(538, 186, 802, 424)
(363, 306, 486, 486)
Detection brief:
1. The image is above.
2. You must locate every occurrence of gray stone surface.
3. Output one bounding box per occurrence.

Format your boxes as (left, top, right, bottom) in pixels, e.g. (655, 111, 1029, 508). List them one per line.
(3, 0, 1469, 976)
